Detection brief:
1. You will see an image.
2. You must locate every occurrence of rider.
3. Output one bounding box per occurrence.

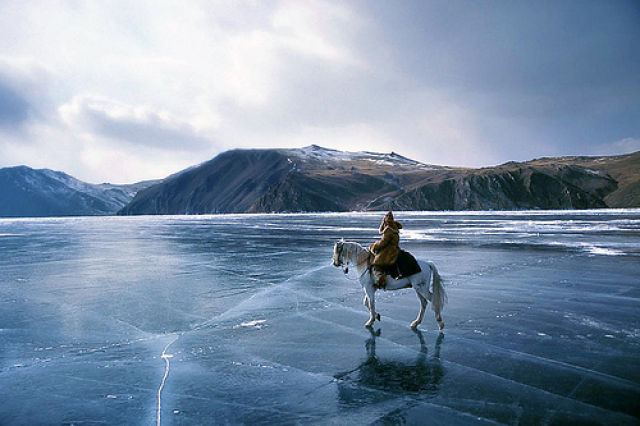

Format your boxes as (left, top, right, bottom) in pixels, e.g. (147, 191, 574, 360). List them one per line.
(369, 211, 402, 289)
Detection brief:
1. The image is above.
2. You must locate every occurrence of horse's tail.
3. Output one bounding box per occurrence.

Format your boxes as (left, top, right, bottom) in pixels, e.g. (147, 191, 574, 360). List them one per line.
(426, 261, 447, 314)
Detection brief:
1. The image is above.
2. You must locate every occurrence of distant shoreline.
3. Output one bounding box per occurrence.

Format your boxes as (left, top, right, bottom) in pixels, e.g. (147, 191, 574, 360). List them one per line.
(3, 207, 640, 221)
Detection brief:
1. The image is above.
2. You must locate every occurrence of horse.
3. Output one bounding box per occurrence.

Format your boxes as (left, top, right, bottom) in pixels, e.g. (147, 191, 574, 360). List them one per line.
(332, 240, 446, 330)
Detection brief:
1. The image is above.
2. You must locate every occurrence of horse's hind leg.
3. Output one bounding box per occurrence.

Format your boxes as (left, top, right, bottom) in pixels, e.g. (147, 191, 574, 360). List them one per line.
(416, 278, 444, 330)
(411, 289, 427, 329)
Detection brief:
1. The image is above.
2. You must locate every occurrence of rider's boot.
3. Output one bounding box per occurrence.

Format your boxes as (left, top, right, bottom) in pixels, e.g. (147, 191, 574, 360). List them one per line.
(376, 273, 386, 289)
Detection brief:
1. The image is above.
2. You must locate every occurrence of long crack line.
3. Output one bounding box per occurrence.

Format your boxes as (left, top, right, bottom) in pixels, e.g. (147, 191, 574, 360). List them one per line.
(157, 334, 179, 426)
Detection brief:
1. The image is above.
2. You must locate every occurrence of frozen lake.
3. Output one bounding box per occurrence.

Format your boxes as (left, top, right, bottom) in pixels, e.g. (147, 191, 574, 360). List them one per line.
(1, 210, 639, 425)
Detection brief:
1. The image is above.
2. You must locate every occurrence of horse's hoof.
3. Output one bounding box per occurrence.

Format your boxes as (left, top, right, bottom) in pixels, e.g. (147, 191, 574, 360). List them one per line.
(438, 322, 445, 330)
(365, 322, 373, 328)
(410, 322, 418, 329)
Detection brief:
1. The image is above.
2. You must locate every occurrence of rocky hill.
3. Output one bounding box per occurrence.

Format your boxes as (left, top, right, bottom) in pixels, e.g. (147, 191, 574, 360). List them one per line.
(523, 151, 640, 208)
(119, 146, 640, 214)
(0, 166, 158, 217)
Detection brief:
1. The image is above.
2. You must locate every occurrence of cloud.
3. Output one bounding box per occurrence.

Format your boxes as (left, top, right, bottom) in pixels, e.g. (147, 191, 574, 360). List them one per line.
(0, 1, 639, 183)
(271, 0, 360, 64)
(59, 95, 215, 151)
(0, 57, 54, 131)
(0, 77, 30, 127)
(592, 137, 640, 156)
(207, 0, 362, 108)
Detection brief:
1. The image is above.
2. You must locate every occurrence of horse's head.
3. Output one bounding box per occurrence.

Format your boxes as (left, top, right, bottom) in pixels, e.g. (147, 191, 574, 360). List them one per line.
(333, 240, 345, 268)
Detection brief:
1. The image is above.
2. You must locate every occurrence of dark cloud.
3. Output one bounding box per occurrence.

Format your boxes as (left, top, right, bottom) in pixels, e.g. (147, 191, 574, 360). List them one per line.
(0, 76, 31, 128)
(88, 113, 213, 151)
(214, 1, 640, 165)
(61, 96, 214, 151)
(1, 1, 638, 183)
(0, 60, 56, 134)
(351, 0, 640, 158)
(363, 1, 640, 91)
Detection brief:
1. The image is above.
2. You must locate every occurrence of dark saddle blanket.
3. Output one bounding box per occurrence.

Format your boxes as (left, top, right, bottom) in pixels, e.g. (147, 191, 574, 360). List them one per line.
(380, 250, 421, 280)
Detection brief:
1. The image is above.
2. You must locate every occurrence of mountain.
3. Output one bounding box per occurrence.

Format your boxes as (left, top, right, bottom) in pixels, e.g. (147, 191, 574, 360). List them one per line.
(119, 146, 640, 214)
(0, 166, 159, 217)
(522, 152, 640, 208)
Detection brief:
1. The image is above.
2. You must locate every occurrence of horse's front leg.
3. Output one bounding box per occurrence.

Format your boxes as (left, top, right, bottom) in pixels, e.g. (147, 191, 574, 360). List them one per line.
(364, 285, 378, 327)
(363, 293, 380, 325)
(363, 294, 370, 310)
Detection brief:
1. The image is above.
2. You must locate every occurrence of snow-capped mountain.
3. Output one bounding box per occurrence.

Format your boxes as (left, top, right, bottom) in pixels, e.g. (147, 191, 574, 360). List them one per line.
(119, 146, 640, 214)
(0, 166, 158, 217)
(4, 146, 638, 217)
(283, 145, 438, 169)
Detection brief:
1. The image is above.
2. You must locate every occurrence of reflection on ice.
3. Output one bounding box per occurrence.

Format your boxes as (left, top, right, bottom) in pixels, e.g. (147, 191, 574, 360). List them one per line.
(335, 329, 444, 396)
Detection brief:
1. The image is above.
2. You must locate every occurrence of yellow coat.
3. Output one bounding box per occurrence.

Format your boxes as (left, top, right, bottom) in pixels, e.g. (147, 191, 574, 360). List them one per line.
(369, 221, 402, 266)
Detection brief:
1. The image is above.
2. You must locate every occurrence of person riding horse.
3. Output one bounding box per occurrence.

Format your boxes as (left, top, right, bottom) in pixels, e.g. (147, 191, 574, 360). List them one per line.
(369, 211, 402, 289)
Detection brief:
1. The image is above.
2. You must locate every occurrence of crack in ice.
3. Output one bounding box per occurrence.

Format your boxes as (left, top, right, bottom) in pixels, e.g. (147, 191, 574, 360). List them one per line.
(157, 334, 179, 426)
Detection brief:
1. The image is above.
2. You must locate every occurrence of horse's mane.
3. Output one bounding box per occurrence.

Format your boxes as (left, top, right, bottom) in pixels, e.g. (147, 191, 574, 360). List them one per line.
(343, 241, 371, 266)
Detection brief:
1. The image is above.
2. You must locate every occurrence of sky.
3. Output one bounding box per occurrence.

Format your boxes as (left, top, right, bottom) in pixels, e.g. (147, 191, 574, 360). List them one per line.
(0, 1, 639, 184)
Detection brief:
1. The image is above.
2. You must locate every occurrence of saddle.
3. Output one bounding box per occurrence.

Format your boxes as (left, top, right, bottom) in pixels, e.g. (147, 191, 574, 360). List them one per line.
(378, 250, 421, 280)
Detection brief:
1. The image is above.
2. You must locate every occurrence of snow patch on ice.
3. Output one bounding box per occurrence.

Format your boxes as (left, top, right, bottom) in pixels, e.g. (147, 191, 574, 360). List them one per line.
(400, 230, 439, 241)
(564, 313, 640, 338)
(542, 241, 630, 256)
(585, 245, 625, 256)
(236, 319, 267, 329)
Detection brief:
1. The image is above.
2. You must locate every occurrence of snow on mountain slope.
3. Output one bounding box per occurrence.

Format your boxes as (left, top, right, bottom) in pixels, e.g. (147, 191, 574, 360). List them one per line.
(0, 166, 157, 217)
(283, 145, 441, 169)
(120, 146, 636, 215)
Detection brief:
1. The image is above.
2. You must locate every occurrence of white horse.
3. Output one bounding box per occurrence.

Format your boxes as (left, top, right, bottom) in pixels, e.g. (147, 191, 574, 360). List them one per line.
(333, 240, 446, 330)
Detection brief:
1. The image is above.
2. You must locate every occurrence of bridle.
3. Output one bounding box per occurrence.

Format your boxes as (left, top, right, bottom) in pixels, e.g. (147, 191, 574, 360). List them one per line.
(336, 242, 349, 274)
(335, 241, 373, 281)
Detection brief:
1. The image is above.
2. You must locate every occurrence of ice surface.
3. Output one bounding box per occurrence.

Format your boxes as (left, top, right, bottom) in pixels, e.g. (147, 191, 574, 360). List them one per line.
(0, 210, 639, 424)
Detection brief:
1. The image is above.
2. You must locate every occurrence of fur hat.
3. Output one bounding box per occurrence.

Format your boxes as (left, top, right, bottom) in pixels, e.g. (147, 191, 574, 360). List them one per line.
(380, 211, 402, 232)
